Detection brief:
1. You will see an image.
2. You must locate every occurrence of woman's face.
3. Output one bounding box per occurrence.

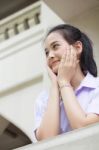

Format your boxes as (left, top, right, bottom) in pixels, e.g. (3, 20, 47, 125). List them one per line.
(44, 32, 70, 74)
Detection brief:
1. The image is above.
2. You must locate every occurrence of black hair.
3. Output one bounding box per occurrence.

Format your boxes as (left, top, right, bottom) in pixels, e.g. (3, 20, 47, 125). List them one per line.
(46, 24, 97, 77)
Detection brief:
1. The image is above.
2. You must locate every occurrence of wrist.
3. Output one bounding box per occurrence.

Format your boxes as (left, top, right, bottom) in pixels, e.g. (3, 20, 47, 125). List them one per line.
(58, 79, 70, 87)
(58, 80, 71, 90)
(59, 82, 71, 89)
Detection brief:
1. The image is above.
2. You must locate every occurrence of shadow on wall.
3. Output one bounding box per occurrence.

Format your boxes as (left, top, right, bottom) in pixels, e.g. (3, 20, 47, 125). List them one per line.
(0, 115, 32, 150)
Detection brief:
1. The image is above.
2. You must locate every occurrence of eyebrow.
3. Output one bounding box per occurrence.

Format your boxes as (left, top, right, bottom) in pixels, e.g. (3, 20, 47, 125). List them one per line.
(50, 41, 58, 46)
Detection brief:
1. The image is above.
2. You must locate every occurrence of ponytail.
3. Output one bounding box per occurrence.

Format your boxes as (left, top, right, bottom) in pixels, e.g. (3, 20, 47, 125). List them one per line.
(80, 32, 97, 77)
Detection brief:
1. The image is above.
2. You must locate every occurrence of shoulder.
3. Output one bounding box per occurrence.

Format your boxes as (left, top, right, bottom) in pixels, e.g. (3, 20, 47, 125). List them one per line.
(95, 76, 99, 85)
(87, 76, 99, 114)
(89, 76, 99, 99)
(94, 76, 99, 91)
(86, 73, 99, 89)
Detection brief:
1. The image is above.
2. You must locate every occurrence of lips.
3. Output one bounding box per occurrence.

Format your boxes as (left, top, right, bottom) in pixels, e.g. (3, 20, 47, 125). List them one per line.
(51, 60, 59, 68)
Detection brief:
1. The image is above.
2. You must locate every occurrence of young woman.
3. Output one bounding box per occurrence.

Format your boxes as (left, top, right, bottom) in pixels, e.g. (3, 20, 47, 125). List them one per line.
(34, 24, 99, 141)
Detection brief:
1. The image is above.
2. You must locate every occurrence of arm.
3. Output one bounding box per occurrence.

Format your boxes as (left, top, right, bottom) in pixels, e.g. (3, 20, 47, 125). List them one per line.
(60, 84, 99, 129)
(36, 68, 60, 141)
(58, 46, 99, 129)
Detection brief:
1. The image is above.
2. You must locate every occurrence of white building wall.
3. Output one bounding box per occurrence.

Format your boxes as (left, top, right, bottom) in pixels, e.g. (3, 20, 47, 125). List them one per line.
(0, 1, 64, 142)
(68, 6, 99, 71)
(0, 24, 45, 141)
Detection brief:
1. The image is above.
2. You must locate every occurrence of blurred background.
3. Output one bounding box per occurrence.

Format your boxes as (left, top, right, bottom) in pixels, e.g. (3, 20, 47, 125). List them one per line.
(0, 0, 99, 149)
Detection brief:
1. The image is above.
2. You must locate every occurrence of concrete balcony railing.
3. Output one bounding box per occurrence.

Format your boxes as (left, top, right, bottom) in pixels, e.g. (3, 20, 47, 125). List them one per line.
(15, 123, 99, 150)
(0, 1, 41, 43)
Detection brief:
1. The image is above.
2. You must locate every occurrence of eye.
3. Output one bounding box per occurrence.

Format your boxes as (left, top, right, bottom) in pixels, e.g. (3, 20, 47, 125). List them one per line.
(52, 44, 59, 49)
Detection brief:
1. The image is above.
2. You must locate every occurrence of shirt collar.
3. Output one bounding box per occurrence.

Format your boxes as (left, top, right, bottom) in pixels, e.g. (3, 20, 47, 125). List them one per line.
(75, 72, 99, 93)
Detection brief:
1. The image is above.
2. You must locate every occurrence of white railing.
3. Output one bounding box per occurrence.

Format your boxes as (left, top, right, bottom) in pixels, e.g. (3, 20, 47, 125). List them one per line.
(0, 1, 41, 43)
(15, 123, 99, 150)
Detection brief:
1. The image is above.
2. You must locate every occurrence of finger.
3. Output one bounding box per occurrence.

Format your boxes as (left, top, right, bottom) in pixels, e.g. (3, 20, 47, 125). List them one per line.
(70, 46, 76, 63)
(71, 46, 80, 68)
(47, 66, 51, 74)
(65, 46, 71, 63)
(47, 66, 50, 71)
(60, 52, 66, 64)
(47, 66, 54, 76)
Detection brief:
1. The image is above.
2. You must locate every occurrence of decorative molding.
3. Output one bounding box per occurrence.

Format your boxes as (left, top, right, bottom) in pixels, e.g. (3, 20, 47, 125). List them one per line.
(0, 1, 41, 42)
(0, 1, 41, 26)
(0, 24, 44, 60)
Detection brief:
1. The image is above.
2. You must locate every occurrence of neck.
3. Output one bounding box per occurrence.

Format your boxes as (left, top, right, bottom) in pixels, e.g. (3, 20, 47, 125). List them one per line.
(71, 66, 85, 90)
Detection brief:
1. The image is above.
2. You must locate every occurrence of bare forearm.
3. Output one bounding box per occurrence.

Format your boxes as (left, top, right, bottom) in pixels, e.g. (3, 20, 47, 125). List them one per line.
(60, 84, 99, 129)
(60, 85, 87, 129)
(36, 85, 60, 140)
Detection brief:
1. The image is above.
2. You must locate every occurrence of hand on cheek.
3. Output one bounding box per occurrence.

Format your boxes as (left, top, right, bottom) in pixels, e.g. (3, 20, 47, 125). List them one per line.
(57, 45, 79, 85)
(47, 66, 58, 85)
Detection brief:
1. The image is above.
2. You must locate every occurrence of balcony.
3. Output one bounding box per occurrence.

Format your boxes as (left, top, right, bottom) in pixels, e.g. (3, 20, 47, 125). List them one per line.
(15, 123, 99, 150)
(0, 1, 41, 43)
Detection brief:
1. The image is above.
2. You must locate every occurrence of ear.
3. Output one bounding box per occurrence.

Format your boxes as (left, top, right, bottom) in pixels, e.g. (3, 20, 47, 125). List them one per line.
(73, 41, 83, 56)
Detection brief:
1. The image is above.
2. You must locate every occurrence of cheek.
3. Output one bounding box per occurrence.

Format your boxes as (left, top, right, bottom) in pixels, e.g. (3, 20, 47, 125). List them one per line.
(58, 49, 66, 59)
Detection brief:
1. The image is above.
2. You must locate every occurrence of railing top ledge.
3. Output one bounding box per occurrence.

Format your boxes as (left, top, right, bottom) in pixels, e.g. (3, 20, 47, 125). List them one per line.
(15, 122, 99, 150)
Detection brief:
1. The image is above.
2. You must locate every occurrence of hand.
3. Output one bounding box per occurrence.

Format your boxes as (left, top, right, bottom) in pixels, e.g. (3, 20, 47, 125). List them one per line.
(57, 45, 79, 86)
(47, 66, 58, 85)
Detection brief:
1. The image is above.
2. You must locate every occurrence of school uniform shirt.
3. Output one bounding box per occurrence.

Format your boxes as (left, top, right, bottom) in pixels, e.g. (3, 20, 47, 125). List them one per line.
(33, 72, 99, 141)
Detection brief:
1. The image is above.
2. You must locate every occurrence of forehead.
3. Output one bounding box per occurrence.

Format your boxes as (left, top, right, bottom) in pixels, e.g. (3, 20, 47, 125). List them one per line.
(44, 32, 64, 47)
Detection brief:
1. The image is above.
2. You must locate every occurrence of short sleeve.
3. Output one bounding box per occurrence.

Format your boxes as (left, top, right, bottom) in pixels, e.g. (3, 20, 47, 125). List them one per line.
(87, 88, 99, 115)
(33, 90, 49, 132)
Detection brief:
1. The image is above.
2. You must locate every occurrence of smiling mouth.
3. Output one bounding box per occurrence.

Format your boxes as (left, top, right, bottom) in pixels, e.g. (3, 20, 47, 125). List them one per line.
(52, 61, 59, 67)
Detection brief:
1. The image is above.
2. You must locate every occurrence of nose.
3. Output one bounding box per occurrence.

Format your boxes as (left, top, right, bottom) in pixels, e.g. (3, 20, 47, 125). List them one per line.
(48, 51, 55, 58)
